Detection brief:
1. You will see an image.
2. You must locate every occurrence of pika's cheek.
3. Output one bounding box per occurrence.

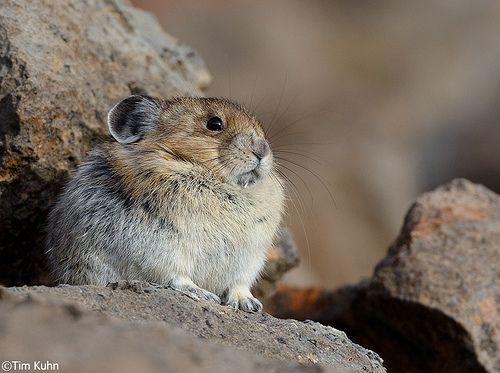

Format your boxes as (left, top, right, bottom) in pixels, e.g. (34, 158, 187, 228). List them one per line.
(260, 153, 273, 167)
(225, 148, 248, 167)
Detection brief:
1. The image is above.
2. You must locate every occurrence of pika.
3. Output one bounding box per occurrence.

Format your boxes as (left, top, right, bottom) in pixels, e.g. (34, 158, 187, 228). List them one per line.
(46, 95, 284, 312)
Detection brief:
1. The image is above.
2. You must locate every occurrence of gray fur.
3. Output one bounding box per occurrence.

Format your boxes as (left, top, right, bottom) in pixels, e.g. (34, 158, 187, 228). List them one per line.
(46, 96, 284, 312)
(108, 95, 161, 143)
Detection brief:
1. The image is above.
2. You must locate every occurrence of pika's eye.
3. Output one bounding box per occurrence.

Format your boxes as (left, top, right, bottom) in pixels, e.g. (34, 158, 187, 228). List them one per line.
(206, 116, 224, 131)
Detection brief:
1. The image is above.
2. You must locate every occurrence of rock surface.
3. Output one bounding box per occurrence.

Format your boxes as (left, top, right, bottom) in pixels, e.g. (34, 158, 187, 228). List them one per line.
(0, 0, 210, 285)
(1, 284, 386, 372)
(0, 291, 320, 373)
(257, 226, 300, 300)
(267, 179, 500, 373)
(0, 0, 297, 295)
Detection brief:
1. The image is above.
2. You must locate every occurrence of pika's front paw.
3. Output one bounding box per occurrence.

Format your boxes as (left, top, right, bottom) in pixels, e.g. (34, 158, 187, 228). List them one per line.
(169, 277, 221, 304)
(225, 295, 263, 313)
(224, 287, 263, 313)
(107, 280, 160, 292)
(182, 286, 221, 304)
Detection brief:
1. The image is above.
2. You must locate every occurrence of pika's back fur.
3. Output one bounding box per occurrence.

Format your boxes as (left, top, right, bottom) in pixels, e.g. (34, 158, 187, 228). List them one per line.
(46, 95, 284, 312)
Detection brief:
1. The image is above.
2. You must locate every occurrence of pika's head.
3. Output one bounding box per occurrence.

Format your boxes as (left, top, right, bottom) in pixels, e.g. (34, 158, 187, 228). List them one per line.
(108, 95, 273, 188)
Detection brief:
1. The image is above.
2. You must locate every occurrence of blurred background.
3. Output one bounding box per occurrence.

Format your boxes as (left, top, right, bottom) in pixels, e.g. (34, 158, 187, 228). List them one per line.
(132, 0, 500, 288)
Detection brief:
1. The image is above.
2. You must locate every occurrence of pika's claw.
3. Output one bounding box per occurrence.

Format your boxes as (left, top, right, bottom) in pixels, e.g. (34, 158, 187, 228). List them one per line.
(224, 286, 262, 313)
(239, 296, 262, 312)
(189, 286, 221, 304)
(169, 276, 221, 304)
(225, 299, 239, 310)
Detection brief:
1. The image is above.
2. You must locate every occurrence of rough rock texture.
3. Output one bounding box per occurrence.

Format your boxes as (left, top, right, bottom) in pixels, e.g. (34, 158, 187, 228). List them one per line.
(0, 0, 211, 286)
(0, 291, 322, 373)
(257, 226, 300, 300)
(2, 284, 386, 372)
(267, 179, 500, 373)
(0, 0, 298, 295)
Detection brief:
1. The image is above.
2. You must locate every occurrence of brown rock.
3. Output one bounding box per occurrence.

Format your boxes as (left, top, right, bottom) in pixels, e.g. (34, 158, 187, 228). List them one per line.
(256, 226, 300, 300)
(267, 179, 500, 373)
(0, 0, 298, 293)
(2, 283, 386, 372)
(0, 289, 323, 373)
(0, 0, 211, 286)
(264, 283, 363, 323)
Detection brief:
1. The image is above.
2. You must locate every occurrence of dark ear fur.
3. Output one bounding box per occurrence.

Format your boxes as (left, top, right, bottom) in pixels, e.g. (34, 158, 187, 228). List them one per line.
(107, 95, 161, 144)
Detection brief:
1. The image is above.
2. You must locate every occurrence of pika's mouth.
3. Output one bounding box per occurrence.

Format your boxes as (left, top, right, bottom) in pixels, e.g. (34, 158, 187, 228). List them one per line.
(237, 168, 262, 188)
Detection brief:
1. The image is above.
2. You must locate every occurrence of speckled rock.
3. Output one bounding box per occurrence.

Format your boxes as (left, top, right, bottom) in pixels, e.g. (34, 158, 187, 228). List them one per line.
(0, 0, 211, 285)
(2, 283, 386, 372)
(257, 226, 300, 300)
(267, 179, 500, 373)
(0, 289, 323, 373)
(0, 0, 298, 294)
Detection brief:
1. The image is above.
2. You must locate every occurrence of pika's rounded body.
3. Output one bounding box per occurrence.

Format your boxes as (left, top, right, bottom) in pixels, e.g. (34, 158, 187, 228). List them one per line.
(46, 96, 284, 312)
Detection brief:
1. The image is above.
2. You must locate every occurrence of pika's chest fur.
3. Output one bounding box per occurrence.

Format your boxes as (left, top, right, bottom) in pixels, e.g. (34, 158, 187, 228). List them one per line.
(80, 148, 284, 291)
(141, 167, 284, 258)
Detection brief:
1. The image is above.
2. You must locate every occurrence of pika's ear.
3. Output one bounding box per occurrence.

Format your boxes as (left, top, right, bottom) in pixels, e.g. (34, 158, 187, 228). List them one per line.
(107, 95, 162, 144)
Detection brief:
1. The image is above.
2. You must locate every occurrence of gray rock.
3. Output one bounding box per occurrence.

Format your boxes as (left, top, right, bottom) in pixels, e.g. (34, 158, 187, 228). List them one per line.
(3, 283, 386, 372)
(267, 179, 500, 373)
(369, 178, 500, 373)
(0, 0, 299, 295)
(256, 226, 300, 300)
(0, 0, 210, 285)
(0, 289, 321, 373)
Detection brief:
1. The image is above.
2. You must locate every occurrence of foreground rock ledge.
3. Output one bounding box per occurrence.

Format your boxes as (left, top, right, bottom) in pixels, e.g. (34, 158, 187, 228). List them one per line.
(0, 293, 316, 373)
(267, 179, 500, 373)
(1, 284, 385, 372)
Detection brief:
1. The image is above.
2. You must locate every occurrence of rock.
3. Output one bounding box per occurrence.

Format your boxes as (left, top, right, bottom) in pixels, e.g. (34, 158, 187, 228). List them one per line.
(0, 289, 322, 373)
(257, 226, 300, 300)
(266, 179, 500, 373)
(0, 0, 211, 286)
(2, 284, 386, 372)
(0, 0, 298, 293)
(264, 283, 365, 324)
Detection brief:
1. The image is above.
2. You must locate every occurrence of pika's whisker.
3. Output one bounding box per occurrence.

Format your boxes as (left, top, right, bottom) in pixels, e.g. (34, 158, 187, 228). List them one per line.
(47, 95, 285, 313)
(276, 157, 336, 208)
(274, 159, 314, 208)
(274, 149, 327, 167)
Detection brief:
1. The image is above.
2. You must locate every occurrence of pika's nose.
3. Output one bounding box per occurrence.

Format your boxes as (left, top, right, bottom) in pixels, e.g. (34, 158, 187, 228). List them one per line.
(252, 139, 270, 160)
